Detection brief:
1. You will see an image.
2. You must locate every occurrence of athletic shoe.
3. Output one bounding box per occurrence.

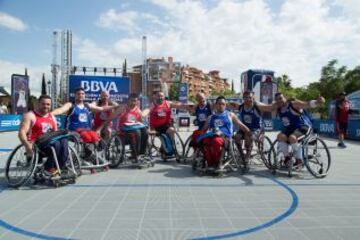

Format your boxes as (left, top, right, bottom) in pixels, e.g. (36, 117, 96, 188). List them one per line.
(294, 158, 303, 170)
(283, 157, 291, 168)
(44, 168, 60, 180)
(338, 142, 346, 148)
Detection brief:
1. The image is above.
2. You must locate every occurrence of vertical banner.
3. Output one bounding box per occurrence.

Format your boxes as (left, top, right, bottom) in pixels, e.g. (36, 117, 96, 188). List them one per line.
(11, 74, 29, 114)
(179, 82, 188, 103)
(68, 75, 130, 103)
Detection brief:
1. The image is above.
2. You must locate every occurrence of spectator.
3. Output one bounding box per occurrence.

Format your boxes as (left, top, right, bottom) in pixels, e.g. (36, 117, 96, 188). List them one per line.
(335, 92, 357, 148)
(0, 100, 8, 114)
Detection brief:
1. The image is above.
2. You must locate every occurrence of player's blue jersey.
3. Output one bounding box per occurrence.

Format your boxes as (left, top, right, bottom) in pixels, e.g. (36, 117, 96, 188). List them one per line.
(209, 110, 233, 138)
(67, 104, 92, 131)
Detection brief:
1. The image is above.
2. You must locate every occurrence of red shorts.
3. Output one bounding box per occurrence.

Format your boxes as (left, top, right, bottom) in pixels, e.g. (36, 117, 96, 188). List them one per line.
(202, 136, 225, 167)
(191, 129, 203, 145)
(76, 129, 100, 143)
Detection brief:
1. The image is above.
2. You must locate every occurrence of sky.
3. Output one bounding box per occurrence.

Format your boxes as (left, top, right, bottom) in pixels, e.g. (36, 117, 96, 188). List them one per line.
(0, 0, 360, 96)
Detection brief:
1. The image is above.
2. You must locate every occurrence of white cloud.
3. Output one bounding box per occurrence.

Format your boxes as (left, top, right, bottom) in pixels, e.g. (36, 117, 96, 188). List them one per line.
(96, 9, 167, 33)
(0, 59, 49, 97)
(79, 0, 360, 88)
(0, 12, 27, 31)
(75, 39, 126, 67)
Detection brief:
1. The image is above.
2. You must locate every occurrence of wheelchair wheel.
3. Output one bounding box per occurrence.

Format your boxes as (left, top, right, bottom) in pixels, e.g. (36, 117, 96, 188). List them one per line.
(68, 145, 82, 177)
(268, 139, 280, 174)
(258, 135, 273, 169)
(67, 132, 84, 158)
(149, 134, 162, 158)
(5, 144, 38, 188)
(303, 136, 331, 178)
(107, 135, 123, 168)
(174, 131, 185, 161)
(183, 135, 194, 162)
(234, 139, 246, 168)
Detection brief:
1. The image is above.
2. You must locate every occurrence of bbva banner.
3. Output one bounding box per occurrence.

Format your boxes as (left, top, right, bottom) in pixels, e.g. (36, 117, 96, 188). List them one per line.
(68, 75, 130, 103)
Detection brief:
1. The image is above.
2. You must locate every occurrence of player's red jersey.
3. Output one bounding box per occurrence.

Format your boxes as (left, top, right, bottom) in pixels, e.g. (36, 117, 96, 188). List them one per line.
(149, 101, 171, 128)
(117, 106, 142, 130)
(93, 110, 113, 129)
(29, 111, 57, 141)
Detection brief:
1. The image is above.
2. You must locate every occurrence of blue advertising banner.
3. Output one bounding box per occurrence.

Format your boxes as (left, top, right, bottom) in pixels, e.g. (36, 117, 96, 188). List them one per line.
(68, 75, 130, 103)
(0, 114, 68, 132)
(11, 74, 29, 114)
(0, 114, 22, 131)
(55, 115, 67, 130)
(179, 83, 188, 103)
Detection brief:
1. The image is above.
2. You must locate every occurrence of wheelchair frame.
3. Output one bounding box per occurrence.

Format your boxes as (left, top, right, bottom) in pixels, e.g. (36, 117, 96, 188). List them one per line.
(67, 132, 110, 173)
(106, 132, 155, 169)
(191, 136, 241, 176)
(234, 130, 273, 173)
(148, 131, 185, 163)
(5, 143, 81, 188)
(268, 129, 331, 178)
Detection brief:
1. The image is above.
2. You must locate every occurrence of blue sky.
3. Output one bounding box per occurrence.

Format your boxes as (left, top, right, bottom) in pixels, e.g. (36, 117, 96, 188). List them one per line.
(1, 0, 360, 95)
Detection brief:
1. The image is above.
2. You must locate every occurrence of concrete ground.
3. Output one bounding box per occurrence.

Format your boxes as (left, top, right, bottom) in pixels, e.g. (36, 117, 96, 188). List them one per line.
(0, 129, 359, 240)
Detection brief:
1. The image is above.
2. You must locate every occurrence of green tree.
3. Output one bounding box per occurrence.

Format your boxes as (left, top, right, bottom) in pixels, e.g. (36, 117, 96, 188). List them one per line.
(169, 82, 179, 100)
(122, 59, 127, 76)
(41, 73, 47, 95)
(319, 59, 347, 100)
(344, 66, 360, 94)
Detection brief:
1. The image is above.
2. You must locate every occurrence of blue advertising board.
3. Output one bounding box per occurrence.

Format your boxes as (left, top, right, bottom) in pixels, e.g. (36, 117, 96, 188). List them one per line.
(68, 75, 130, 103)
(0, 114, 22, 131)
(179, 82, 188, 103)
(0, 114, 68, 132)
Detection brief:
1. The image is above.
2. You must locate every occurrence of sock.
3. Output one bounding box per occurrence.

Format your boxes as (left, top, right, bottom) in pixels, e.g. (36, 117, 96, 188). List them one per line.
(277, 141, 289, 157)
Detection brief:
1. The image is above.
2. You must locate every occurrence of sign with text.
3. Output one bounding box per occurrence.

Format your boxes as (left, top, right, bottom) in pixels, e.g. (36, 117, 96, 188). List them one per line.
(178, 82, 188, 103)
(68, 75, 130, 103)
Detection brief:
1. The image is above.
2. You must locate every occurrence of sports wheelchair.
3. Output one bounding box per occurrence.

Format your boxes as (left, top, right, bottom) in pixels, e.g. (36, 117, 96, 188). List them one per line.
(191, 130, 242, 177)
(148, 130, 185, 163)
(67, 131, 110, 174)
(5, 132, 81, 188)
(268, 128, 331, 178)
(234, 129, 273, 173)
(182, 119, 201, 163)
(106, 128, 155, 169)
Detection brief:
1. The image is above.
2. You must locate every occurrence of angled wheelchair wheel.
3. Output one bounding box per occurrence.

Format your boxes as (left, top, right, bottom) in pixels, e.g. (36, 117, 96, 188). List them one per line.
(268, 139, 279, 174)
(183, 135, 194, 162)
(149, 134, 162, 158)
(107, 135, 123, 168)
(233, 139, 246, 169)
(258, 135, 273, 169)
(67, 132, 84, 159)
(68, 145, 82, 177)
(174, 131, 185, 162)
(304, 136, 331, 178)
(5, 144, 38, 188)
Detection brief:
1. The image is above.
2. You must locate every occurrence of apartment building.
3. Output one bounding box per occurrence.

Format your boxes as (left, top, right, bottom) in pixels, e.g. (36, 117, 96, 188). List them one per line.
(181, 67, 230, 97)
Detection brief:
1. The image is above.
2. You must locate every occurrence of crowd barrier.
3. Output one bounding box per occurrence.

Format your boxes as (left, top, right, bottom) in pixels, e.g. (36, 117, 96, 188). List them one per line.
(1, 114, 359, 140)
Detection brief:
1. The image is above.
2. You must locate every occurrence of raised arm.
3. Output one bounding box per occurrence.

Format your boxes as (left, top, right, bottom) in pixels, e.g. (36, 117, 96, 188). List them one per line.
(88, 102, 117, 113)
(18, 112, 34, 156)
(51, 102, 73, 116)
(256, 102, 277, 113)
(141, 108, 150, 118)
(292, 96, 325, 110)
(227, 102, 240, 111)
(95, 105, 125, 133)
